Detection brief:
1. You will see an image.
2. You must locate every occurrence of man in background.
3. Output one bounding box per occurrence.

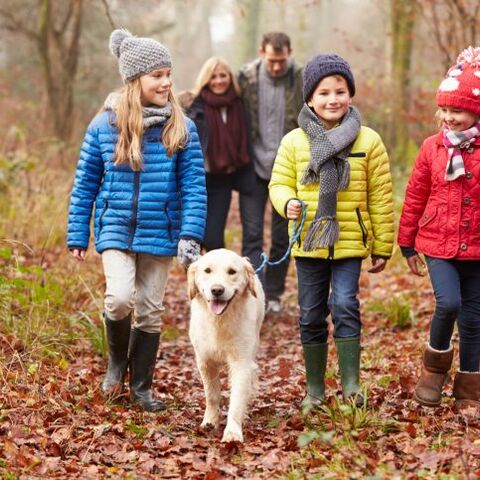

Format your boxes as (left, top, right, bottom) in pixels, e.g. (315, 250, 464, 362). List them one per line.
(238, 31, 303, 314)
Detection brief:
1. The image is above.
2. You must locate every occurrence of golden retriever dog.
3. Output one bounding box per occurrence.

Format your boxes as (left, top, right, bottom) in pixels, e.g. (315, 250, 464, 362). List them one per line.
(187, 248, 265, 442)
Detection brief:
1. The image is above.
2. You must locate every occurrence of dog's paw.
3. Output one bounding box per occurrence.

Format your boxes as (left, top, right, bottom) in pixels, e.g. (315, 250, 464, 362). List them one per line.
(201, 410, 220, 428)
(200, 419, 219, 429)
(221, 423, 243, 443)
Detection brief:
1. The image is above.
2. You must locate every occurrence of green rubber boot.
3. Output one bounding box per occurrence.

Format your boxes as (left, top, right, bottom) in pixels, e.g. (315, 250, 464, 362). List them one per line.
(301, 343, 328, 410)
(336, 337, 364, 406)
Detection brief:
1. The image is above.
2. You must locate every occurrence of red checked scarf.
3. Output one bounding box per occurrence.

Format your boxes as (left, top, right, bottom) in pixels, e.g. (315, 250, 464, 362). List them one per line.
(200, 84, 250, 173)
(442, 122, 480, 181)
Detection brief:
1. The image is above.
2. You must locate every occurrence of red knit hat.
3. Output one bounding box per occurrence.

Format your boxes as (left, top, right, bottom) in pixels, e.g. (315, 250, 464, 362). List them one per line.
(436, 46, 480, 116)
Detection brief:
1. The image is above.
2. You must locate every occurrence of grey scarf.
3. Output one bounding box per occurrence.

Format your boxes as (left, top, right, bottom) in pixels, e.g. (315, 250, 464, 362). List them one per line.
(298, 104, 361, 251)
(104, 92, 172, 127)
(142, 103, 172, 127)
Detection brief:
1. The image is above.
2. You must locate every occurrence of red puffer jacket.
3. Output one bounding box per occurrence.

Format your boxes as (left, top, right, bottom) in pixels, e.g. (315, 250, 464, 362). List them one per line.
(398, 131, 480, 260)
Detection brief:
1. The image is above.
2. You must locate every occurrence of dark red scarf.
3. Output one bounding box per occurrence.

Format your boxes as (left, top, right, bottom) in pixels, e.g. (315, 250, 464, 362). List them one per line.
(200, 84, 250, 174)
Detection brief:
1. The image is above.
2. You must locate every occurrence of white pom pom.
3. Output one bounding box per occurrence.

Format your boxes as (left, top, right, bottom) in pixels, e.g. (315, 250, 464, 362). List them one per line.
(439, 77, 459, 92)
(473, 88, 480, 96)
(109, 29, 132, 57)
(457, 46, 480, 68)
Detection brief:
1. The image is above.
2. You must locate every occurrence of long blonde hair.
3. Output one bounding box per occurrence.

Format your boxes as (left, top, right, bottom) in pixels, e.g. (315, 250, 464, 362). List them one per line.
(114, 78, 187, 170)
(435, 108, 444, 129)
(192, 57, 239, 97)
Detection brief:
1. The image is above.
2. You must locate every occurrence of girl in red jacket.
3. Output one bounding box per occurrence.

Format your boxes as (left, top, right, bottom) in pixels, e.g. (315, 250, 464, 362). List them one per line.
(398, 47, 480, 411)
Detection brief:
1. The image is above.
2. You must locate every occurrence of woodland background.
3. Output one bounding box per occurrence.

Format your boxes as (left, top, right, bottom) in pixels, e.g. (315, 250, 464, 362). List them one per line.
(2, 1, 480, 478)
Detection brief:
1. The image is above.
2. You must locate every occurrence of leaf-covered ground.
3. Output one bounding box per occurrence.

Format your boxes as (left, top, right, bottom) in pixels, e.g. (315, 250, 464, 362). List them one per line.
(2, 205, 480, 479)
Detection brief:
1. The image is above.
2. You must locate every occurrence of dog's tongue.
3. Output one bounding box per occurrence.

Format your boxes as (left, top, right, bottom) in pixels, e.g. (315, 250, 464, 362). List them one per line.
(210, 300, 228, 315)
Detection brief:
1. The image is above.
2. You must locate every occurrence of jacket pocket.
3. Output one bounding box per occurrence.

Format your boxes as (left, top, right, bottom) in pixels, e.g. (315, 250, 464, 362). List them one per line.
(356, 208, 368, 247)
(98, 200, 109, 233)
(419, 206, 438, 228)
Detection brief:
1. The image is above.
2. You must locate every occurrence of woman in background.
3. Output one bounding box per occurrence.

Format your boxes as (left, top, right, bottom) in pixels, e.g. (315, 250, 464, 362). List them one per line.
(180, 57, 252, 251)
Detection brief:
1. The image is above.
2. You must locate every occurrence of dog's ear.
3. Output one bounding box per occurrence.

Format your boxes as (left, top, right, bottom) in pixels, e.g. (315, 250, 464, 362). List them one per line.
(243, 257, 257, 298)
(187, 262, 199, 300)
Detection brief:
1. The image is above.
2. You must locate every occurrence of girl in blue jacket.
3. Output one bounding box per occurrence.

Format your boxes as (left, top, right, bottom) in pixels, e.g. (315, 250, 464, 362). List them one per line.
(67, 29, 207, 411)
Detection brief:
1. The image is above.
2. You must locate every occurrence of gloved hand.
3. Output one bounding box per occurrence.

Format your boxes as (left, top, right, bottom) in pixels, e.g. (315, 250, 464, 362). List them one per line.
(177, 238, 201, 267)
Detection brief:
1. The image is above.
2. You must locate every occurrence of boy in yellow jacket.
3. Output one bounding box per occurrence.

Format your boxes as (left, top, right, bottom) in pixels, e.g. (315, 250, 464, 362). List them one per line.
(269, 54, 394, 408)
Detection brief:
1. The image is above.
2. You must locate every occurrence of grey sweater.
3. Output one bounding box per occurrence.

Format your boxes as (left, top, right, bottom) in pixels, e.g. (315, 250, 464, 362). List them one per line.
(252, 62, 288, 180)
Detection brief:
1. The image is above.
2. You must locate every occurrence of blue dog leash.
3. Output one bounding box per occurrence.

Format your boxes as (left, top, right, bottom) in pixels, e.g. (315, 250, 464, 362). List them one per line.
(255, 201, 307, 275)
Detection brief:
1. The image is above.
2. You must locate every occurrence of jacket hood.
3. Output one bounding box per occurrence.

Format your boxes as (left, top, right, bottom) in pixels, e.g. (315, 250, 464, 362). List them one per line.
(104, 91, 121, 112)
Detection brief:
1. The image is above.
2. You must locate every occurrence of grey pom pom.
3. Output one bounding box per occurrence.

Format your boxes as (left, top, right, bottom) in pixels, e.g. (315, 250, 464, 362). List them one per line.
(109, 28, 132, 57)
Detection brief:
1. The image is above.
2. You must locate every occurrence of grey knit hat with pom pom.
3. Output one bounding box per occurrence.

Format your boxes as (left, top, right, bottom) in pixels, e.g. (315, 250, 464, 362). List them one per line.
(109, 29, 172, 83)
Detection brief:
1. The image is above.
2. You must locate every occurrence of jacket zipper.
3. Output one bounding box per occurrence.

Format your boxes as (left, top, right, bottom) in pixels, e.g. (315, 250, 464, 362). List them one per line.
(328, 245, 334, 260)
(98, 199, 109, 232)
(164, 203, 173, 242)
(356, 208, 368, 247)
(128, 171, 140, 249)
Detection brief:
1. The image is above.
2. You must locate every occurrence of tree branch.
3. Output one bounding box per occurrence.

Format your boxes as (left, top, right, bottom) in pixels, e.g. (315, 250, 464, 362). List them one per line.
(0, 6, 38, 40)
(66, 0, 83, 74)
(100, 0, 115, 28)
(59, 0, 74, 35)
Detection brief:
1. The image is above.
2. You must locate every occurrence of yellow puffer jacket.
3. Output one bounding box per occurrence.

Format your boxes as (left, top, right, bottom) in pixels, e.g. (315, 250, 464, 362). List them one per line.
(269, 126, 394, 259)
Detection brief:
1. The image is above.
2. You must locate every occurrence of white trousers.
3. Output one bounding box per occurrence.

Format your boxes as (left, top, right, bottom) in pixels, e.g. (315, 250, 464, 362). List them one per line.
(102, 249, 172, 333)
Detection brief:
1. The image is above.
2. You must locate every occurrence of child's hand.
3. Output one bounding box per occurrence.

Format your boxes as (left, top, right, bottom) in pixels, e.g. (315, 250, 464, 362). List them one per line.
(406, 254, 426, 276)
(71, 248, 86, 262)
(368, 255, 387, 273)
(286, 199, 302, 220)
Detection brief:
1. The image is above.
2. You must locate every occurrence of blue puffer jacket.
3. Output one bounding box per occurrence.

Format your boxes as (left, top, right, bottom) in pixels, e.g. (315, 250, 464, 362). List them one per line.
(67, 111, 207, 256)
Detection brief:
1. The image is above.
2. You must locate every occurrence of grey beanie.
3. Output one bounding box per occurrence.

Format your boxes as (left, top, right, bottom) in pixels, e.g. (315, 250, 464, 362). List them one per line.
(303, 53, 355, 101)
(109, 29, 172, 83)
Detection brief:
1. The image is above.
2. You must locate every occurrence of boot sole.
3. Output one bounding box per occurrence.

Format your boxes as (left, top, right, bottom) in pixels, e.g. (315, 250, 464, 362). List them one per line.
(132, 401, 167, 412)
(101, 382, 125, 398)
(413, 391, 441, 407)
(344, 392, 365, 407)
(301, 395, 325, 411)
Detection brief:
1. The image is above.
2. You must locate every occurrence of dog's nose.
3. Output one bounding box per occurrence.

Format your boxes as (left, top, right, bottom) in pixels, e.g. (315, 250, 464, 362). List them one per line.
(210, 285, 225, 297)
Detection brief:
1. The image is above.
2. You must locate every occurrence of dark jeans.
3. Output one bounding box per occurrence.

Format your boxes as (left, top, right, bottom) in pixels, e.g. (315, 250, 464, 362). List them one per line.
(203, 173, 233, 251)
(426, 256, 480, 372)
(240, 174, 289, 301)
(295, 257, 362, 344)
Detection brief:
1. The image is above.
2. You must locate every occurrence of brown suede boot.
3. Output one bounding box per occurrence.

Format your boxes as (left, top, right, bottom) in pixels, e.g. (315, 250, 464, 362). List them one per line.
(413, 344, 453, 407)
(453, 371, 480, 411)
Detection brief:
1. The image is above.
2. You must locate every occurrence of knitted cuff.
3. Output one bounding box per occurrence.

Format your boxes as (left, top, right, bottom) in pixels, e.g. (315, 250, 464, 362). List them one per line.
(400, 246, 417, 258)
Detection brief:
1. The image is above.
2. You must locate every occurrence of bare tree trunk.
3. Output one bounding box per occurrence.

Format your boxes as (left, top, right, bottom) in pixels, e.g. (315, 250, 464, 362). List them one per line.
(37, 0, 83, 142)
(0, 0, 83, 142)
(388, 0, 416, 166)
(236, 0, 262, 64)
